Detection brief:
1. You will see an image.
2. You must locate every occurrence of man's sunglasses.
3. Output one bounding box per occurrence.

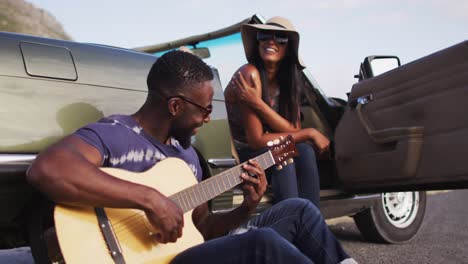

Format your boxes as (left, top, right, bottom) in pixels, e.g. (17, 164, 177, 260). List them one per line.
(168, 95, 213, 118)
(256, 31, 289, 45)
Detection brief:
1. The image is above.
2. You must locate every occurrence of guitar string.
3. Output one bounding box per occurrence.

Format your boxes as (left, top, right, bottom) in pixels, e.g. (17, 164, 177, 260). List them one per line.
(108, 225, 161, 260)
(109, 208, 145, 226)
(106, 158, 278, 262)
(115, 220, 150, 239)
(111, 215, 159, 246)
(99, 174, 277, 259)
(112, 217, 186, 250)
(111, 213, 194, 249)
(110, 155, 273, 236)
(111, 174, 226, 230)
(111, 181, 226, 235)
(112, 212, 146, 233)
(112, 180, 246, 237)
(97, 222, 182, 262)
(112, 168, 263, 233)
(95, 226, 157, 263)
(112, 211, 147, 232)
(63, 154, 277, 261)
(111, 171, 240, 230)
(112, 179, 240, 238)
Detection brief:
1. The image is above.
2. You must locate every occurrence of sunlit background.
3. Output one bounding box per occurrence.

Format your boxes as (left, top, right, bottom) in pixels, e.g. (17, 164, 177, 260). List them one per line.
(19, 0, 468, 99)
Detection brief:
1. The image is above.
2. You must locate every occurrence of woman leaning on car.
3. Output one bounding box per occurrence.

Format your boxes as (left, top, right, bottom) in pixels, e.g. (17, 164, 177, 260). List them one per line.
(224, 16, 330, 207)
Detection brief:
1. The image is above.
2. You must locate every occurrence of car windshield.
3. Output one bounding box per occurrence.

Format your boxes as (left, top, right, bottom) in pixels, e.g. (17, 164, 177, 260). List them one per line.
(154, 33, 247, 94)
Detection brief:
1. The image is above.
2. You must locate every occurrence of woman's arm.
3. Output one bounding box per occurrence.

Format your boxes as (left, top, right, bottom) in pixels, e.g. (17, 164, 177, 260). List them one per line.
(241, 95, 317, 149)
(234, 65, 300, 132)
(229, 64, 330, 151)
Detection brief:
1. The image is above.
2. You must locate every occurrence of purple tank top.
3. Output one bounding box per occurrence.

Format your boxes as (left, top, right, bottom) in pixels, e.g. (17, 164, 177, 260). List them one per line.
(74, 114, 202, 182)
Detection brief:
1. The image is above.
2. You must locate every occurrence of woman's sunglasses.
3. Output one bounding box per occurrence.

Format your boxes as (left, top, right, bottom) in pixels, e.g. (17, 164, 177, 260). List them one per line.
(256, 31, 289, 45)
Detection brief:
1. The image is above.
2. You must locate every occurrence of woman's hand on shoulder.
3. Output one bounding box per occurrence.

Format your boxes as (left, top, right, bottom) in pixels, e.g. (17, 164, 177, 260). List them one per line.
(232, 64, 262, 108)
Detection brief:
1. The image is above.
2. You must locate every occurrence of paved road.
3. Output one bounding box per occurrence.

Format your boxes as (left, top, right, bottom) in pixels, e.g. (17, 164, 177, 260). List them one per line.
(327, 190, 468, 264)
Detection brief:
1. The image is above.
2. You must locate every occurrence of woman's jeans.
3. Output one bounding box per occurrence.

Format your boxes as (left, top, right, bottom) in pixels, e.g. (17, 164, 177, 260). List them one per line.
(238, 143, 321, 207)
(171, 198, 350, 264)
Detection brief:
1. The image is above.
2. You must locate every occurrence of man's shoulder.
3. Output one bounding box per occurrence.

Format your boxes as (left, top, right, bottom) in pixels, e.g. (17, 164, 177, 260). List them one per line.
(75, 114, 140, 140)
(84, 115, 135, 130)
(97, 114, 132, 125)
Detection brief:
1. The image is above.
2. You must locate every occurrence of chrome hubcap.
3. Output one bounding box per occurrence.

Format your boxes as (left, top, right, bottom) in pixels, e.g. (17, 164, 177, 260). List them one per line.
(382, 192, 419, 228)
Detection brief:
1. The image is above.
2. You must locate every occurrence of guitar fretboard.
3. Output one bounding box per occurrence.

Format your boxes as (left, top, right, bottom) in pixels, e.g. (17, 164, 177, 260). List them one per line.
(169, 151, 275, 212)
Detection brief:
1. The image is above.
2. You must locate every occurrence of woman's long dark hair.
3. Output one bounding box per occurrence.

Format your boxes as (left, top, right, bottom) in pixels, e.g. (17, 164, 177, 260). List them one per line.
(251, 44, 302, 127)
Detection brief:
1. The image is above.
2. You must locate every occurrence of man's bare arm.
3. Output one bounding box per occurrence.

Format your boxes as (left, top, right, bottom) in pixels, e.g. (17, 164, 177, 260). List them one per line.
(26, 135, 184, 243)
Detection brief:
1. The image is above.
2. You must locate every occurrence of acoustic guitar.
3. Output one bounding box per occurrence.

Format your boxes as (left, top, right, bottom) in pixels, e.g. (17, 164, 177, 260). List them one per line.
(54, 136, 297, 264)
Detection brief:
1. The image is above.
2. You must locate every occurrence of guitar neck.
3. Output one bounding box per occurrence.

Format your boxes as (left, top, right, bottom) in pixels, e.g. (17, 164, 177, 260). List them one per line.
(169, 151, 275, 212)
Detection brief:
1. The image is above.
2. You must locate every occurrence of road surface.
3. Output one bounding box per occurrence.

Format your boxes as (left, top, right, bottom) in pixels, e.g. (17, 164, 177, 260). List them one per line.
(328, 190, 468, 263)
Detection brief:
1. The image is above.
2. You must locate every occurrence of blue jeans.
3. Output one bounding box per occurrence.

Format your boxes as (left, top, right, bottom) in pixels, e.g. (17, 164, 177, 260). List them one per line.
(238, 143, 321, 207)
(0, 247, 35, 264)
(171, 198, 349, 264)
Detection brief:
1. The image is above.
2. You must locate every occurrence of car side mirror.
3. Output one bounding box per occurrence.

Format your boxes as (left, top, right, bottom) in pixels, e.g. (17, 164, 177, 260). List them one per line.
(355, 56, 401, 81)
(369, 56, 401, 76)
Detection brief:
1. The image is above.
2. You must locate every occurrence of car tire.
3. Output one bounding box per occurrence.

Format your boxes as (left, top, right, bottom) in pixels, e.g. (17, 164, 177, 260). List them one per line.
(353, 191, 426, 244)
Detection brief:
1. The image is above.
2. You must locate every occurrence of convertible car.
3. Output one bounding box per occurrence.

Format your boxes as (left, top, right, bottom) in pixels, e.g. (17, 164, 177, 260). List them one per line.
(0, 14, 467, 263)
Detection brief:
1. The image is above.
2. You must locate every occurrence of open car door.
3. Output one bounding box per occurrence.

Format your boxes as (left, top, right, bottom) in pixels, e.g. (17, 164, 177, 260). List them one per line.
(335, 40, 468, 192)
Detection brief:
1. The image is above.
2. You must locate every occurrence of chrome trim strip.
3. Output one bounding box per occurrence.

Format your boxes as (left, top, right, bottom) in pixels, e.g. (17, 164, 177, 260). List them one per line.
(349, 193, 381, 200)
(0, 154, 37, 164)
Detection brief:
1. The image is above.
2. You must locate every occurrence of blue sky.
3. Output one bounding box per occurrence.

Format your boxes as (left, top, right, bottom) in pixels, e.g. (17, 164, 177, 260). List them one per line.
(28, 0, 467, 99)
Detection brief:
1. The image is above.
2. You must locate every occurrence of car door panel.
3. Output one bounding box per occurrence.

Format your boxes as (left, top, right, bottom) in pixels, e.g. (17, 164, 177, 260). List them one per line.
(335, 41, 468, 190)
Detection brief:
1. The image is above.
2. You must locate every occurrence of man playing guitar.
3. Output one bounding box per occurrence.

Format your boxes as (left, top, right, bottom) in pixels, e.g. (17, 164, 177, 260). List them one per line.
(27, 50, 355, 264)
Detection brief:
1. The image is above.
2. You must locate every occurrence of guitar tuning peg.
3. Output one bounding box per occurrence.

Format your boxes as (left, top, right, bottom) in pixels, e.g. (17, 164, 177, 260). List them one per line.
(276, 165, 283, 170)
(282, 161, 287, 166)
(287, 158, 294, 164)
(273, 139, 280, 145)
(267, 141, 274, 147)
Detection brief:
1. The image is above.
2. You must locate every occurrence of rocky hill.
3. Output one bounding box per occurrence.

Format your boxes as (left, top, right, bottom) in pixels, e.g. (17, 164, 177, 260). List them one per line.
(0, 0, 71, 40)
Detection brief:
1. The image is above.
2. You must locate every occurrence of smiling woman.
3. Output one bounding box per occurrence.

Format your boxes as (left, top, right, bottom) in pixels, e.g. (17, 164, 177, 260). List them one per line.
(224, 16, 330, 208)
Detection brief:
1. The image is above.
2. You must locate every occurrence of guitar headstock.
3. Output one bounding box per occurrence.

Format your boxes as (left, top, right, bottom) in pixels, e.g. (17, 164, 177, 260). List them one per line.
(268, 135, 298, 168)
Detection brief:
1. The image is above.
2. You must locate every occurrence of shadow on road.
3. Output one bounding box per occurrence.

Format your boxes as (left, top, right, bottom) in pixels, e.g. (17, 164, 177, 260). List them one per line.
(328, 221, 366, 243)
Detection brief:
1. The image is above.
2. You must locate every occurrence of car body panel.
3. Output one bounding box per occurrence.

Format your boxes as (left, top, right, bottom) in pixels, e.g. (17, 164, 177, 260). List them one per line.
(335, 41, 468, 191)
(0, 32, 154, 153)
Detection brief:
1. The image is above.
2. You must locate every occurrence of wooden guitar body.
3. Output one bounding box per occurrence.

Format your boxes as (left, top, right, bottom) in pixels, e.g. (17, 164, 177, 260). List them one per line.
(55, 158, 203, 264)
(53, 136, 297, 263)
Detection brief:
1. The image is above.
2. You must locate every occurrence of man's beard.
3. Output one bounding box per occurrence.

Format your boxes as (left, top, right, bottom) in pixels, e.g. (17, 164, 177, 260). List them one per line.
(171, 127, 193, 149)
(176, 134, 192, 149)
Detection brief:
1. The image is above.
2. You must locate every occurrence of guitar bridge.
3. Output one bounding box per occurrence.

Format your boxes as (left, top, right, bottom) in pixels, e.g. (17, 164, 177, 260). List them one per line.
(95, 207, 126, 264)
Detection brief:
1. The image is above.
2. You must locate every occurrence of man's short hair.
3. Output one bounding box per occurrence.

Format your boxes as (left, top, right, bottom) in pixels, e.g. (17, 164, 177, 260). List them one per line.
(146, 50, 213, 98)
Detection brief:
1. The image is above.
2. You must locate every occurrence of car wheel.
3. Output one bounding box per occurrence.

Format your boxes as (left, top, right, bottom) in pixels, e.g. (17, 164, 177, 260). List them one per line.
(353, 191, 426, 243)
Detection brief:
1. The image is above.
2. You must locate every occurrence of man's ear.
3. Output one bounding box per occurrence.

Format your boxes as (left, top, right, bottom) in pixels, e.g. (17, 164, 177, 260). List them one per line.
(167, 98, 180, 116)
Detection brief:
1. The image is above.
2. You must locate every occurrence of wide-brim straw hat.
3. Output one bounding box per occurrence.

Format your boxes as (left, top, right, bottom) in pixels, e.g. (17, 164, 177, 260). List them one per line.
(241, 16, 305, 69)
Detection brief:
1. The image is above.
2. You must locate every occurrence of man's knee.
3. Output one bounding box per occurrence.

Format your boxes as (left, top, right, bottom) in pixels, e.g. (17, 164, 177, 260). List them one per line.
(248, 228, 312, 263)
(250, 228, 281, 244)
(279, 198, 321, 216)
